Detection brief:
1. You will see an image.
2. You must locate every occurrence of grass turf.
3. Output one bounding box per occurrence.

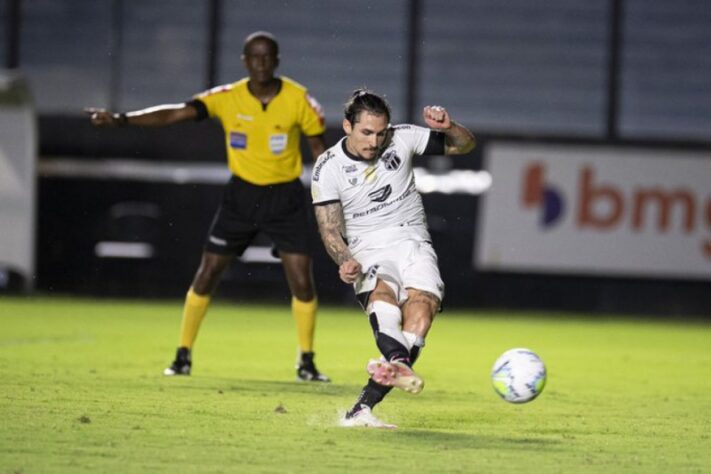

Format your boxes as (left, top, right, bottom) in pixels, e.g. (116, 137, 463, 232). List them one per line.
(1, 296, 710, 473)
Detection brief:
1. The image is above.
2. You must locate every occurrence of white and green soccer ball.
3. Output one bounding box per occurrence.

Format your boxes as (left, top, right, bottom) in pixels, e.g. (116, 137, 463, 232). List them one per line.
(491, 348, 547, 403)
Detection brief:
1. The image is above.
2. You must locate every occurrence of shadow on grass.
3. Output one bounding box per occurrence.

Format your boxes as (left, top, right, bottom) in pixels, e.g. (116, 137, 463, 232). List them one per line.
(163, 377, 360, 397)
(386, 429, 563, 451)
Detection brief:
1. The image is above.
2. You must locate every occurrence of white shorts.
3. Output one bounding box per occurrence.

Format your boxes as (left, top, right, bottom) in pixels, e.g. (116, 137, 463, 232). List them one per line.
(353, 239, 444, 306)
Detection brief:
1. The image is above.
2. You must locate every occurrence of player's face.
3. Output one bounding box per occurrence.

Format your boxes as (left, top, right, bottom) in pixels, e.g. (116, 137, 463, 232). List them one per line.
(242, 39, 279, 85)
(343, 112, 390, 161)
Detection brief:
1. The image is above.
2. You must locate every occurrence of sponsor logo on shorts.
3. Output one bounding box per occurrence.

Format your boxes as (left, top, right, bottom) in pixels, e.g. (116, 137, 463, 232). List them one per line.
(364, 264, 379, 282)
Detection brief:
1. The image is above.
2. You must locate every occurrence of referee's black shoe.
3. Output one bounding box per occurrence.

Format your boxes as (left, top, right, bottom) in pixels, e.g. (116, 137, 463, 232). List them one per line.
(164, 347, 191, 376)
(296, 351, 330, 382)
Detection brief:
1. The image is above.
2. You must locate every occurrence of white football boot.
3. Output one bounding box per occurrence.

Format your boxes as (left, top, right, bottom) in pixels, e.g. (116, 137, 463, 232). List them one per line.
(340, 405, 397, 429)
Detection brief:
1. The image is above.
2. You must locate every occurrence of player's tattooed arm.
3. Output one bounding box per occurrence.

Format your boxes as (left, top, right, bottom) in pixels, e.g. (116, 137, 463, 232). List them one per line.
(314, 202, 363, 283)
(442, 121, 476, 155)
(314, 202, 351, 265)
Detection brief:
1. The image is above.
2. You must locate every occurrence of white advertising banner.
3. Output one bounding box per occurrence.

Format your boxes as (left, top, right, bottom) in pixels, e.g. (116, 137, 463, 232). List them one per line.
(0, 73, 36, 289)
(475, 142, 711, 280)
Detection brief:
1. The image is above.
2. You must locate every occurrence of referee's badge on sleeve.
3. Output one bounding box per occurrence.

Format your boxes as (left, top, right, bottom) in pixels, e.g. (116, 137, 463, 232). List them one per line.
(269, 133, 288, 154)
(229, 132, 247, 149)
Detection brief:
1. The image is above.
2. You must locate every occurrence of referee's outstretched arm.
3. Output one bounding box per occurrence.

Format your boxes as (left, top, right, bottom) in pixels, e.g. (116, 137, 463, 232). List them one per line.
(84, 102, 199, 128)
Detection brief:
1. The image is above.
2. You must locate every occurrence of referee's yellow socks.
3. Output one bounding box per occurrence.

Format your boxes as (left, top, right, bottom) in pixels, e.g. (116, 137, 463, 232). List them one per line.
(179, 288, 211, 349)
(292, 296, 318, 353)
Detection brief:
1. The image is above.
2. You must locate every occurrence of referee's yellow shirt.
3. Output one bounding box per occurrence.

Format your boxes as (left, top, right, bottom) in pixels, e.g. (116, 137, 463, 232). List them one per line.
(196, 76, 326, 185)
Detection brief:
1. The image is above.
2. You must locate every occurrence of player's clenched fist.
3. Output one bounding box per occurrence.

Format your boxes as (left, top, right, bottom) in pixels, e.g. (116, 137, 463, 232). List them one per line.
(339, 258, 362, 284)
(422, 105, 451, 130)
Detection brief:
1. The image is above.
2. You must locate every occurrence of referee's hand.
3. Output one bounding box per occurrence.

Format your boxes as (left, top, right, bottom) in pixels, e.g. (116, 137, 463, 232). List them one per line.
(84, 107, 119, 127)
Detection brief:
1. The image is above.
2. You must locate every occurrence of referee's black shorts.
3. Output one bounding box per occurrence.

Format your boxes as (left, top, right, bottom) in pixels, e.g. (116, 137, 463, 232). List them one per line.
(204, 175, 312, 257)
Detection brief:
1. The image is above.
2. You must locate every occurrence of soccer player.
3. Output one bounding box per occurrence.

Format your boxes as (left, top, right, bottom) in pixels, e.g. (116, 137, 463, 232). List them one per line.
(87, 31, 330, 382)
(311, 90, 475, 427)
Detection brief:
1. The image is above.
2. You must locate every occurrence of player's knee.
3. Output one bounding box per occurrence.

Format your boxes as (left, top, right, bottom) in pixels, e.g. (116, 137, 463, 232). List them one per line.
(288, 274, 315, 301)
(368, 290, 397, 307)
(292, 287, 315, 301)
(193, 260, 228, 293)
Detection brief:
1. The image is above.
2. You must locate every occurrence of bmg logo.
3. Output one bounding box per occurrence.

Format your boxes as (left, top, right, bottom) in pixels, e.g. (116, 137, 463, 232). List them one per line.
(520, 161, 711, 259)
(522, 162, 565, 227)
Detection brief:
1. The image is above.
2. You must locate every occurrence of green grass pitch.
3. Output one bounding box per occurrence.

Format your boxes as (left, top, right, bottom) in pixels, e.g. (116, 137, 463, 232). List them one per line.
(1, 296, 710, 473)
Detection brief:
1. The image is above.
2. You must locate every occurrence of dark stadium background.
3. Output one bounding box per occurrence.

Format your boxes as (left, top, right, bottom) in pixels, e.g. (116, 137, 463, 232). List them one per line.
(1, 0, 710, 315)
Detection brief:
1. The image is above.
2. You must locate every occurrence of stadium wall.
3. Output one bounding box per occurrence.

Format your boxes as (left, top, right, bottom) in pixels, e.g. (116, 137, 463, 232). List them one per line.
(33, 117, 711, 316)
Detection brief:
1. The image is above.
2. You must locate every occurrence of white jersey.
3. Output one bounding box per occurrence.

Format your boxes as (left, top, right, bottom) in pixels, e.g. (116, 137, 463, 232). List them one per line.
(312, 124, 443, 252)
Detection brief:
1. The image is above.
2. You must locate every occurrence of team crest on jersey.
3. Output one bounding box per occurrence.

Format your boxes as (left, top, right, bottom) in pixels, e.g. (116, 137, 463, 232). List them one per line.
(380, 149, 402, 171)
(368, 185, 392, 203)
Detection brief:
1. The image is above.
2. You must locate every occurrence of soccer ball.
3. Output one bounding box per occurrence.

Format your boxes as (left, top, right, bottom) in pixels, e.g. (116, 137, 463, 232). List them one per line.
(491, 348, 547, 403)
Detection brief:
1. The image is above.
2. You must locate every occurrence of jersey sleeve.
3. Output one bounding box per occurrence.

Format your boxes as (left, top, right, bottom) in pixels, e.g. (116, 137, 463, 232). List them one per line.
(410, 124, 440, 155)
(186, 99, 209, 121)
(394, 124, 443, 156)
(311, 151, 339, 205)
(193, 84, 232, 120)
(299, 91, 326, 137)
(422, 131, 446, 155)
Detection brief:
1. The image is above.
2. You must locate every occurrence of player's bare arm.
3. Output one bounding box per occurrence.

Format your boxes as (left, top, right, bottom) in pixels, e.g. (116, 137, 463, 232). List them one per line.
(422, 105, 476, 155)
(85, 103, 198, 128)
(314, 202, 361, 283)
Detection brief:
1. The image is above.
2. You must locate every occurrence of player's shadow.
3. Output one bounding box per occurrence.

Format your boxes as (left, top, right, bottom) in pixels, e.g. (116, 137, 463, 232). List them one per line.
(170, 377, 360, 397)
(391, 430, 563, 451)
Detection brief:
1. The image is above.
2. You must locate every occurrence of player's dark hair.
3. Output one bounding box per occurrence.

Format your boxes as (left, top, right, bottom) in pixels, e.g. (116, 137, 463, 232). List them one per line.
(344, 89, 391, 125)
(243, 31, 279, 56)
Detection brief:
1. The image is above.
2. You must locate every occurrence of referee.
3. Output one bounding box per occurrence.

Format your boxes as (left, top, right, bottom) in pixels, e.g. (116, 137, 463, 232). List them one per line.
(87, 31, 330, 382)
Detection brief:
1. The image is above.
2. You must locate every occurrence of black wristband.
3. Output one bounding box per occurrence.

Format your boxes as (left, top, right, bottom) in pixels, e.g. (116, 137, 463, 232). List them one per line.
(113, 112, 128, 127)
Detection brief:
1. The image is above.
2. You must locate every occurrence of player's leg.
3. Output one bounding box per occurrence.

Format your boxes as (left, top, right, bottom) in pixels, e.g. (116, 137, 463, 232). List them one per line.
(401, 288, 440, 365)
(280, 250, 329, 382)
(164, 251, 233, 376)
(399, 240, 444, 368)
(366, 279, 411, 364)
(262, 178, 330, 381)
(343, 279, 421, 427)
(364, 288, 436, 394)
(165, 176, 256, 376)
